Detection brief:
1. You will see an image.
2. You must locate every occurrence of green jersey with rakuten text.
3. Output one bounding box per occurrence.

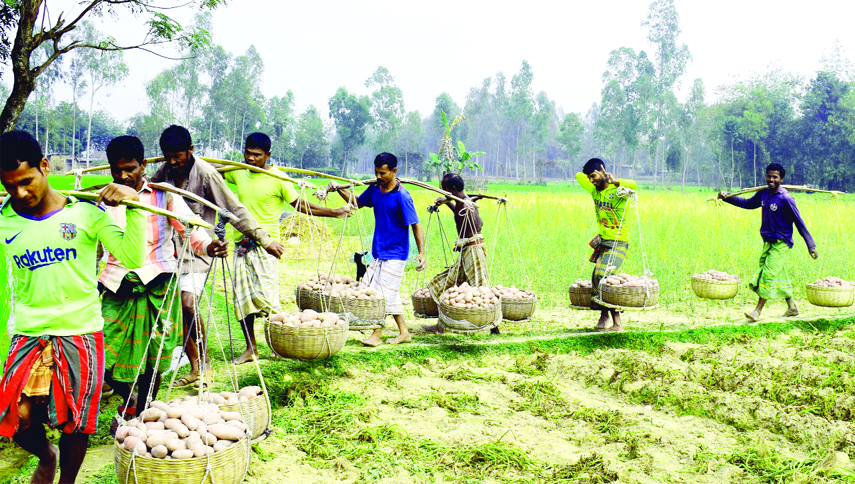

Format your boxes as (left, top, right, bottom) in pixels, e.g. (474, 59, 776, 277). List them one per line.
(0, 195, 145, 337)
(576, 173, 637, 243)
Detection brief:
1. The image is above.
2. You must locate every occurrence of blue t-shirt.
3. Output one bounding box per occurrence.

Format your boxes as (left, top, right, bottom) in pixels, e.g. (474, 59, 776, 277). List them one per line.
(358, 182, 419, 261)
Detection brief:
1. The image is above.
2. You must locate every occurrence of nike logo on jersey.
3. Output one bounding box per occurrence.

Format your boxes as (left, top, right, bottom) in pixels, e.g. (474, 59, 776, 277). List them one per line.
(5, 231, 22, 244)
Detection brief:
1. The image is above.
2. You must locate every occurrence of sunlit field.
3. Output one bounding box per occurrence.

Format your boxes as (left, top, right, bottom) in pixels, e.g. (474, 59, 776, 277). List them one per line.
(2, 175, 855, 484)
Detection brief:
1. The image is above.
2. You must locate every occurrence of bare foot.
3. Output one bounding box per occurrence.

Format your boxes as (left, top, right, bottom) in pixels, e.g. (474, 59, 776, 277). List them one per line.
(232, 349, 257, 365)
(594, 312, 610, 329)
(782, 308, 799, 317)
(361, 334, 383, 347)
(744, 310, 760, 322)
(422, 324, 444, 334)
(388, 334, 412, 345)
(31, 443, 57, 484)
(605, 324, 624, 333)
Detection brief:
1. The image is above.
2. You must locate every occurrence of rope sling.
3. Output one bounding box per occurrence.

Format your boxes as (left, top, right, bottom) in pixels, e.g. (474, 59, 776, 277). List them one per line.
(591, 186, 658, 311)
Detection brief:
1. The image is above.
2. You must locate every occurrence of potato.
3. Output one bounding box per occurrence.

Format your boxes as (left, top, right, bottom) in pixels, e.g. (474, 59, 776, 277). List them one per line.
(145, 421, 165, 431)
(171, 449, 194, 460)
(150, 401, 170, 412)
(165, 439, 186, 452)
(124, 436, 140, 451)
(220, 411, 242, 422)
(146, 434, 169, 449)
(188, 407, 203, 420)
(226, 395, 239, 406)
(202, 413, 221, 424)
(227, 420, 247, 433)
(115, 426, 130, 441)
(141, 408, 163, 422)
(187, 440, 206, 458)
(174, 423, 190, 438)
(239, 396, 249, 403)
(187, 431, 201, 441)
(213, 441, 233, 453)
(300, 309, 319, 322)
(202, 433, 218, 446)
(208, 423, 240, 441)
(181, 413, 200, 431)
(127, 418, 140, 427)
(150, 445, 169, 458)
(164, 418, 181, 430)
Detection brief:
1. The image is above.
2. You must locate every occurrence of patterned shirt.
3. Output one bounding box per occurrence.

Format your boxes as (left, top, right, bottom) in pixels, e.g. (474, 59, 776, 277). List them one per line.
(0, 195, 145, 336)
(151, 156, 273, 274)
(99, 181, 213, 293)
(724, 187, 816, 249)
(576, 173, 638, 242)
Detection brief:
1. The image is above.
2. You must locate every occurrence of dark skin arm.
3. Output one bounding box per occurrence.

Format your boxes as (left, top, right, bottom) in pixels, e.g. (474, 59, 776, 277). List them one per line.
(328, 181, 364, 208)
(291, 198, 351, 218)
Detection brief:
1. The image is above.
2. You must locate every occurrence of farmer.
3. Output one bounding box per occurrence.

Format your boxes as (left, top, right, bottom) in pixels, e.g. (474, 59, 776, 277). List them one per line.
(0, 130, 146, 484)
(151, 125, 279, 389)
(99, 135, 227, 424)
(223, 133, 350, 365)
(576, 158, 637, 332)
(328, 153, 426, 346)
(422, 173, 494, 334)
(718, 163, 818, 321)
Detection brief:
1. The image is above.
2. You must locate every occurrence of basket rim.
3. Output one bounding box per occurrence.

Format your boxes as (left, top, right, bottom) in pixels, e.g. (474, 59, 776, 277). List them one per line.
(501, 295, 538, 303)
(691, 276, 740, 285)
(267, 320, 350, 334)
(601, 284, 660, 294)
(439, 300, 502, 314)
(806, 283, 855, 292)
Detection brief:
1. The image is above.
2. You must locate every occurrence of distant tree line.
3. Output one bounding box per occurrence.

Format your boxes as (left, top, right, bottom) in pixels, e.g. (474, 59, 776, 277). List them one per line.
(5, 1, 855, 190)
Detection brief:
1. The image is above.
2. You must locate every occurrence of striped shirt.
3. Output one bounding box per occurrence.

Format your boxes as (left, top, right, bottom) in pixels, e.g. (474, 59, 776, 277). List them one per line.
(99, 182, 211, 293)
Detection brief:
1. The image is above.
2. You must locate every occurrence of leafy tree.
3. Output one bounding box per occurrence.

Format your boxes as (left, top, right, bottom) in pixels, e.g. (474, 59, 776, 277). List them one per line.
(365, 66, 405, 152)
(641, 0, 691, 187)
(294, 104, 328, 169)
(0, 0, 223, 133)
(328, 87, 372, 176)
(557, 112, 584, 161)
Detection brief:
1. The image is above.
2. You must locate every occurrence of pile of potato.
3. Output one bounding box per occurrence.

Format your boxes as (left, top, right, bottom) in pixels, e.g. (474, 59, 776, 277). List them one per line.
(413, 288, 431, 298)
(694, 270, 739, 281)
(170, 387, 262, 406)
(297, 273, 381, 300)
(570, 279, 593, 289)
(494, 285, 534, 299)
(115, 399, 249, 459)
(440, 283, 500, 309)
(603, 273, 659, 288)
(298, 273, 358, 292)
(270, 309, 346, 328)
(811, 277, 854, 288)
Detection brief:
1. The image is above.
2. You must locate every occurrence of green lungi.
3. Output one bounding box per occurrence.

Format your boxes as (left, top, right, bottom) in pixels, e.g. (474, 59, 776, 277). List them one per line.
(427, 236, 490, 302)
(749, 240, 793, 300)
(101, 273, 183, 382)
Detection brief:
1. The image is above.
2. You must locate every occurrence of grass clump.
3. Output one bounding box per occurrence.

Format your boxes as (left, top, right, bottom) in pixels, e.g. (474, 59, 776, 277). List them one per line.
(550, 453, 619, 483)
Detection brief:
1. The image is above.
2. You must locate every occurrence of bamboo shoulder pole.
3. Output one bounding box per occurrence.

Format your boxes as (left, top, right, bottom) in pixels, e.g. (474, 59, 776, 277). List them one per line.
(0, 190, 212, 228)
(147, 182, 239, 223)
(707, 184, 846, 202)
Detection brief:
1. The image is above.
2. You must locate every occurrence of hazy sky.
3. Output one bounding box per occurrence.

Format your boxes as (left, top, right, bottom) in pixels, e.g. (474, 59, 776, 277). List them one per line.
(6, 0, 854, 124)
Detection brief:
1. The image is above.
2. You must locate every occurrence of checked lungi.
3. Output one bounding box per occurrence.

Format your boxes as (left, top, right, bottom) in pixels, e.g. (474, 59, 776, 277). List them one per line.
(427, 235, 490, 303)
(749, 240, 793, 300)
(361, 259, 407, 315)
(591, 239, 629, 308)
(232, 238, 281, 320)
(101, 273, 182, 382)
(0, 332, 104, 437)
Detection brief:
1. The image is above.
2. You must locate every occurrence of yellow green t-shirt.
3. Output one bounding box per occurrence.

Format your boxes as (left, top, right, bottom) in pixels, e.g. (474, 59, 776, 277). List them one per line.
(576, 172, 637, 242)
(224, 168, 299, 242)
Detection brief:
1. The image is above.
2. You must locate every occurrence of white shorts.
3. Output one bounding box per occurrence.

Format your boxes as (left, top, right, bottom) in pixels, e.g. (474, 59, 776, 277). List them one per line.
(179, 272, 208, 295)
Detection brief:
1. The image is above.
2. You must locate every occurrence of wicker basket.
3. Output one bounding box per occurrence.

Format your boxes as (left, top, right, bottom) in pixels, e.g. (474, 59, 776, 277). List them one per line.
(264, 320, 349, 359)
(691, 277, 740, 300)
(806, 284, 855, 308)
(501, 296, 537, 321)
(568, 285, 593, 308)
(600, 284, 659, 308)
(220, 392, 269, 442)
(114, 436, 249, 484)
(295, 287, 319, 311)
(412, 291, 439, 317)
(438, 298, 502, 332)
(318, 294, 386, 321)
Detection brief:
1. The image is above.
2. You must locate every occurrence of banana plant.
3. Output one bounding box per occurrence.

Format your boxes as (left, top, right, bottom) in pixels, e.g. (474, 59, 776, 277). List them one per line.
(427, 110, 485, 180)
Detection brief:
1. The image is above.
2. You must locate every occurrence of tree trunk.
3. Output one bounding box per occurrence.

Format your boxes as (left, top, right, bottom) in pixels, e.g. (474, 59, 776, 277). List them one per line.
(681, 145, 689, 190)
(71, 101, 77, 171)
(729, 139, 736, 188)
(86, 85, 95, 169)
(45, 111, 50, 154)
(752, 142, 757, 187)
(208, 118, 214, 157)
